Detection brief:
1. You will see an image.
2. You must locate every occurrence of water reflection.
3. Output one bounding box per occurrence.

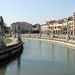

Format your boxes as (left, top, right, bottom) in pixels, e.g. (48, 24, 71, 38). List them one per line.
(0, 39, 75, 75)
(22, 39, 75, 75)
(39, 40, 42, 58)
(0, 66, 6, 75)
(0, 55, 22, 75)
(51, 43, 54, 63)
(16, 57, 21, 75)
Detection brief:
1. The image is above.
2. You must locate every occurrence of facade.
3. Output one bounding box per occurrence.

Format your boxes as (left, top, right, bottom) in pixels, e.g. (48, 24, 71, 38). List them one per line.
(4, 26, 11, 36)
(48, 13, 75, 35)
(11, 22, 32, 34)
(41, 24, 49, 34)
(5, 27, 10, 33)
(32, 24, 41, 33)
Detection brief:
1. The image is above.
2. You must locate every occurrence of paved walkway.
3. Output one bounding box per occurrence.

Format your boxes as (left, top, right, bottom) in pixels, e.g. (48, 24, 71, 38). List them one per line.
(6, 37, 18, 46)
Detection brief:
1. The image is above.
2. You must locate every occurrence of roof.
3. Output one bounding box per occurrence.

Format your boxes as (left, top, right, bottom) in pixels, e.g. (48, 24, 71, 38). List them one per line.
(68, 16, 73, 21)
(11, 22, 32, 26)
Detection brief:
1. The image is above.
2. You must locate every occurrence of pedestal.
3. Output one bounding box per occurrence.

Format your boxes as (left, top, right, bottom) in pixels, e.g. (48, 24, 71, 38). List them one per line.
(66, 34, 70, 41)
(51, 34, 54, 39)
(0, 37, 6, 50)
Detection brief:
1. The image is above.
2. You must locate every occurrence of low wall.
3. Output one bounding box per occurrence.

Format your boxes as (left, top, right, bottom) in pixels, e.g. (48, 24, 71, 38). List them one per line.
(0, 42, 23, 61)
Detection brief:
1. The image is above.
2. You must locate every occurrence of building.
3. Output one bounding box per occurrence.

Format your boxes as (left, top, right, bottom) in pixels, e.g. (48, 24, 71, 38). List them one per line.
(4, 26, 11, 36)
(48, 12, 75, 35)
(32, 24, 41, 33)
(41, 24, 49, 34)
(11, 22, 32, 34)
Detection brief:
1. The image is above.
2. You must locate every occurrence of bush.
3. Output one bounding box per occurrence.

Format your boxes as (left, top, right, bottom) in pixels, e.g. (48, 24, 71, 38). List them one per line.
(4, 37, 12, 44)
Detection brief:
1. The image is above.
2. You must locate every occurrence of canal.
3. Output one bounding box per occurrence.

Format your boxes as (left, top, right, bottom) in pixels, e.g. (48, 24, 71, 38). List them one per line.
(0, 38, 75, 75)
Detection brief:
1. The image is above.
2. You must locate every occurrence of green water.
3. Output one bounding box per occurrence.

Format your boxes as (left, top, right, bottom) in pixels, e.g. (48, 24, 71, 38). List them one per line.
(0, 38, 75, 75)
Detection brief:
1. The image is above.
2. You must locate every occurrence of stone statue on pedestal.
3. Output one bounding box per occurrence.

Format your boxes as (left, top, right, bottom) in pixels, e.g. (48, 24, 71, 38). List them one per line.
(0, 16, 6, 50)
(17, 26, 22, 43)
(51, 28, 54, 39)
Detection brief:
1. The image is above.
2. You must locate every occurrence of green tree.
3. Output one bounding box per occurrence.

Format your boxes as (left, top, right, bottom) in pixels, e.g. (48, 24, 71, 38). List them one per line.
(48, 26, 54, 39)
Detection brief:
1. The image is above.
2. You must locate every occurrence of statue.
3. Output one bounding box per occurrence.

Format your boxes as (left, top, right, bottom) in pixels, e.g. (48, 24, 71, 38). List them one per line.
(17, 26, 22, 43)
(0, 16, 6, 50)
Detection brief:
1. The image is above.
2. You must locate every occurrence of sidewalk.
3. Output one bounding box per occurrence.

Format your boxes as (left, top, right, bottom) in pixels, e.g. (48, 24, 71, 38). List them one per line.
(6, 37, 18, 46)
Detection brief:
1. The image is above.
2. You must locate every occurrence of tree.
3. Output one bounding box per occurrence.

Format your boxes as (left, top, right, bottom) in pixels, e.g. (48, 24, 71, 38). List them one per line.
(48, 26, 54, 39)
(62, 19, 70, 41)
(66, 20, 70, 41)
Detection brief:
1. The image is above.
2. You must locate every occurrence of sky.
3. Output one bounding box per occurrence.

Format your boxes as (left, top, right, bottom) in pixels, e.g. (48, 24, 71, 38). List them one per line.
(0, 0, 75, 26)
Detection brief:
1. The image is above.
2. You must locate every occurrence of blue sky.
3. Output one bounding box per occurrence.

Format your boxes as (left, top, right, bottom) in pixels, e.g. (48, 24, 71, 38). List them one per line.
(0, 0, 75, 26)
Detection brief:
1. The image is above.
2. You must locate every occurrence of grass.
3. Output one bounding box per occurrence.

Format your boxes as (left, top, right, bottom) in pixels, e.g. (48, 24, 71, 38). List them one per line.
(4, 37, 12, 44)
